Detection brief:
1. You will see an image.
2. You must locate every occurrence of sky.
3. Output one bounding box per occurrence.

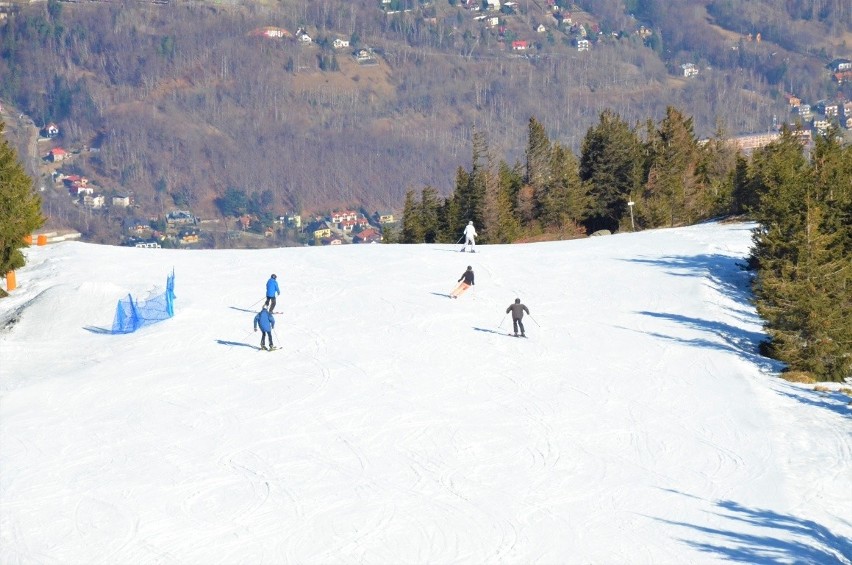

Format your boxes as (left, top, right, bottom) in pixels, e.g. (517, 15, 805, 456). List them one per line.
(1, 221, 850, 564)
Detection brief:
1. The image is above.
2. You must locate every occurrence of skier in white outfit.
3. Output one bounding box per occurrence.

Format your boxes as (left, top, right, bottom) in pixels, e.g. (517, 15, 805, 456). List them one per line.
(461, 221, 477, 253)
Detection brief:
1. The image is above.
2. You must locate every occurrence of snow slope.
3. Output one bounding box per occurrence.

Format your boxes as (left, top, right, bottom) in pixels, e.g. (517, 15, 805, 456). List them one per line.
(1, 221, 850, 564)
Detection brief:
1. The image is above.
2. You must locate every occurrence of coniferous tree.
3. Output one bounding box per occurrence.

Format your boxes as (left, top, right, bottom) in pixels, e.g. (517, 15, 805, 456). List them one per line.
(420, 186, 442, 244)
(696, 121, 738, 217)
(642, 106, 700, 227)
(400, 189, 423, 243)
(730, 153, 752, 215)
(492, 161, 523, 243)
(539, 143, 587, 232)
(749, 127, 851, 381)
(0, 121, 44, 293)
(525, 117, 552, 191)
(579, 110, 644, 233)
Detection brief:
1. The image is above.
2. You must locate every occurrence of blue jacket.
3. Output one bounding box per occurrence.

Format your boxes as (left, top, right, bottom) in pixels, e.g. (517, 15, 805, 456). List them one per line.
(266, 277, 280, 298)
(254, 309, 275, 332)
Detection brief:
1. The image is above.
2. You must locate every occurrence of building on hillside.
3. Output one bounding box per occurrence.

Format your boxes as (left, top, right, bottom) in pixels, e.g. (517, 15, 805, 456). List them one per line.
(512, 40, 529, 51)
(333, 38, 349, 49)
(795, 104, 812, 119)
(179, 229, 200, 245)
(167, 210, 197, 226)
(44, 123, 60, 138)
(249, 27, 290, 39)
(83, 194, 105, 209)
(375, 211, 395, 224)
(828, 58, 852, 73)
(307, 220, 333, 240)
(681, 63, 698, 78)
(48, 147, 67, 162)
(331, 210, 358, 223)
(727, 132, 780, 153)
(113, 194, 131, 208)
(576, 38, 590, 52)
(354, 228, 382, 243)
(785, 93, 802, 108)
(832, 71, 852, 84)
(815, 100, 839, 117)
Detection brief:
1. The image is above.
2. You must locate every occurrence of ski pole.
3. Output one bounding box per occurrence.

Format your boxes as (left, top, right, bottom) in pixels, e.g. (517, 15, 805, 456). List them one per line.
(528, 314, 541, 327)
(498, 314, 506, 328)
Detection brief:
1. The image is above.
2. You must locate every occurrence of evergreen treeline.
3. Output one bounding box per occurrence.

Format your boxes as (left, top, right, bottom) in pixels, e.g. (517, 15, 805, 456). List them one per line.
(401, 109, 739, 242)
(401, 112, 851, 383)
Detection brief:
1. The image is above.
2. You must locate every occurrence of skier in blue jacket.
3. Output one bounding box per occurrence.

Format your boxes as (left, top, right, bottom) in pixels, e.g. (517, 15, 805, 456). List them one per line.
(264, 274, 280, 312)
(253, 306, 276, 350)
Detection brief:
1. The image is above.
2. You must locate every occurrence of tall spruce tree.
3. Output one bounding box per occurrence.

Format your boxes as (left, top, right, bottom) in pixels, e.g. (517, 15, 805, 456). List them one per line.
(400, 189, 423, 243)
(1, 121, 44, 293)
(749, 127, 850, 381)
(579, 110, 644, 233)
(420, 186, 442, 244)
(539, 143, 587, 232)
(642, 107, 700, 227)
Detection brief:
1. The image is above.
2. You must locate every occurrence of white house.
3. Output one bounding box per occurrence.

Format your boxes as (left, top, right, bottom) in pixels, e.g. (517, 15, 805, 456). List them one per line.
(681, 63, 698, 78)
(83, 194, 105, 209)
(333, 38, 349, 49)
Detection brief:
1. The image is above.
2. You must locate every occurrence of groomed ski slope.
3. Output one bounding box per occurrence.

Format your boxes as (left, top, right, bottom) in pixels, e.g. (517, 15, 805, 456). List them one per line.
(1, 221, 850, 564)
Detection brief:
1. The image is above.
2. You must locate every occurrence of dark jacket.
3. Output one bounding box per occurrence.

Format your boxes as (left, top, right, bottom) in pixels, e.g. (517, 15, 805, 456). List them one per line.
(506, 303, 529, 319)
(254, 309, 275, 332)
(458, 269, 475, 285)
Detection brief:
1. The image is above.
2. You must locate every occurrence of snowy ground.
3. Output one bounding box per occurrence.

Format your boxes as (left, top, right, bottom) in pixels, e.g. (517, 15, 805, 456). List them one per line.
(1, 221, 850, 564)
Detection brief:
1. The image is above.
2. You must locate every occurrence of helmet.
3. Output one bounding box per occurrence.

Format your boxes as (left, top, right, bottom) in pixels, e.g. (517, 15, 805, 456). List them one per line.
(271, 274, 277, 279)
(467, 265, 472, 270)
(515, 298, 521, 303)
(468, 221, 473, 225)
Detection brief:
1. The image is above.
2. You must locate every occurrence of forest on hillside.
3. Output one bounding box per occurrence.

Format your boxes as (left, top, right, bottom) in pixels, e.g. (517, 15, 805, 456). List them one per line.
(0, 0, 849, 240)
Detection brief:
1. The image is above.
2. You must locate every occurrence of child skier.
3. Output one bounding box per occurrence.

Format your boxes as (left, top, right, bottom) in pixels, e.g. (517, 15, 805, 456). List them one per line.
(253, 306, 276, 350)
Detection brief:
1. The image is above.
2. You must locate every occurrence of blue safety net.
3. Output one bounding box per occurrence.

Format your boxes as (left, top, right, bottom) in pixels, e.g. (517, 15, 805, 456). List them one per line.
(111, 270, 176, 334)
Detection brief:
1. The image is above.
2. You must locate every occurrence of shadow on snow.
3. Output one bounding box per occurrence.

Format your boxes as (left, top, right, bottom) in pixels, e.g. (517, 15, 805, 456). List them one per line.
(654, 498, 852, 563)
(215, 339, 257, 350)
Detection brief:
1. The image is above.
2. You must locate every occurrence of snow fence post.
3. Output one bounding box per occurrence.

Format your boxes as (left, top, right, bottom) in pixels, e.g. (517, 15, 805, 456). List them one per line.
(5, 271, 16, 292)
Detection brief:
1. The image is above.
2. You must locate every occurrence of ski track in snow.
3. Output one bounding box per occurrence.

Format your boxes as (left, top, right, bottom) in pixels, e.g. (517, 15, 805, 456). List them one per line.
(1, 222, 851, 564)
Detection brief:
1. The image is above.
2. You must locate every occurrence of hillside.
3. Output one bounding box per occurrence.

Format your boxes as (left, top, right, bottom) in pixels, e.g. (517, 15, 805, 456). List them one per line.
(0, 0, 850, 242)
(1, 221, 851, 562)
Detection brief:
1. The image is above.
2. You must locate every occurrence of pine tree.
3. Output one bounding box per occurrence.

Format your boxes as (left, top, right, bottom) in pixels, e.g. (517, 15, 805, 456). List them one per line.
(539, 143, 588, 232)
(695, 121, 738, 217)
(525, 117, 552, 190)
(642, 107, 700, 227)
(579, 110, 644, 233)
(749, 127, 851, 381)
(420, 186, 442, 244)
(400, 189, 423, 243)
(1, 121, 44, 294)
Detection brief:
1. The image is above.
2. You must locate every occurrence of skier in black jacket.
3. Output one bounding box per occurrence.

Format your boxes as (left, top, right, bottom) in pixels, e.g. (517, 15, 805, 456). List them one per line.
(450, 266, 475, 298)
(506, 298, 530, 337)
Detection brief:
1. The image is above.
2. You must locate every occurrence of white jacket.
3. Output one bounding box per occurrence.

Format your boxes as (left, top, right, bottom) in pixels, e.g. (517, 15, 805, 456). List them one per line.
(464, 224, 477, 239)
